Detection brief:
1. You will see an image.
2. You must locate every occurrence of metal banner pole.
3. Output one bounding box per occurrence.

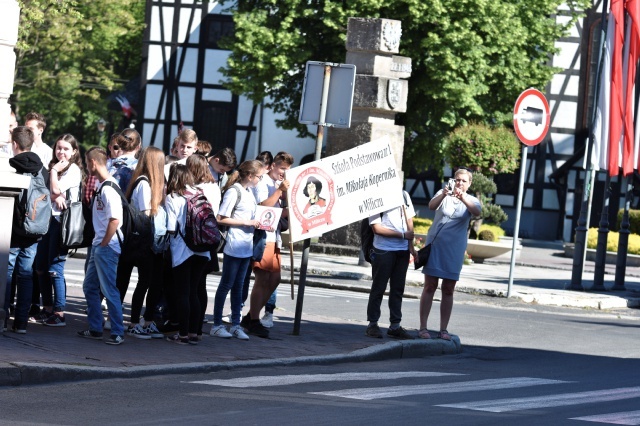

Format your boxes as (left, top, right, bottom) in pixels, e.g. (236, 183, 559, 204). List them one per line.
(507, 144, 528, 297)
(293, 65, 332, 335)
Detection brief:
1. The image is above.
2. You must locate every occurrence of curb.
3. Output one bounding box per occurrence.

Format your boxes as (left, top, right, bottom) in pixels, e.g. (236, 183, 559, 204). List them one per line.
(0, 337, 461, 387)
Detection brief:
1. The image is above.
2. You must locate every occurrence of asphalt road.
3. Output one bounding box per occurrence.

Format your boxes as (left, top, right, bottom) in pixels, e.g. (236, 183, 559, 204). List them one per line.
(3, 256, 638, 425)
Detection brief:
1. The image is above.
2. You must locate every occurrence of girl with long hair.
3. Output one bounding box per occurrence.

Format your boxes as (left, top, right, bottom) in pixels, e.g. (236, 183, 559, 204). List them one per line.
(165, 164, 210, 344)
(186, 154, 220, 339)
(210, 160, 262, 340)
(33, 134, 85, 326)
(115, 146, 166, 339)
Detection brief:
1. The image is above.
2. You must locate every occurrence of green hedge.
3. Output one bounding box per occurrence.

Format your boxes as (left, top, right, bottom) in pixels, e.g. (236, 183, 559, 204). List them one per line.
(616, 209, 640, 234)
(587, 227, 640, 255)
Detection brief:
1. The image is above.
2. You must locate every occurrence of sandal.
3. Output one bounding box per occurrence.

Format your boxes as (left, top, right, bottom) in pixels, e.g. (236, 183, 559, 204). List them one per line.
(418, 328, 431, 339)
(437, 330, 452, 341)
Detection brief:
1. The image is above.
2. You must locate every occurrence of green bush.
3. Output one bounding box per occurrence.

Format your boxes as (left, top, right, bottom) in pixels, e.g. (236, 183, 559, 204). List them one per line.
(586, 227, 640, 255)
(616, 209, 640, 234)
(479, 224, 505, 239)
(478, 229, 496, 241)
(413, 217, 432, 235)
(444, 123, 521, 176)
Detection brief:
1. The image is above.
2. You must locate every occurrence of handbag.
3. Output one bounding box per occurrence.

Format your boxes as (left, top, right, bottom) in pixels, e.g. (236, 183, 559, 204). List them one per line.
(414, 243, 431, 270)
(60, 186, 94, 250)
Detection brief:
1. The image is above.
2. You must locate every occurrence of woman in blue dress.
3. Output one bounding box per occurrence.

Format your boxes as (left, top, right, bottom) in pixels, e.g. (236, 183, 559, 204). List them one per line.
(418, 168, 481, 340)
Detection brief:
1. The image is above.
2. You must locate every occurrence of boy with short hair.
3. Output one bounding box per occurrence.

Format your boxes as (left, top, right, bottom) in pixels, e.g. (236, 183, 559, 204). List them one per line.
(241, 151, 293, 338)
(208, 147, 237, 189)
(78, 147, 126, 345)
(24, 112, 52, 169)
(4, 126, 47, 333)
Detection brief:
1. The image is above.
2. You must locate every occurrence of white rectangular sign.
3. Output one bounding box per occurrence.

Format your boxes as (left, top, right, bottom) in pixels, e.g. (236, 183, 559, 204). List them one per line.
(286, 138, 404, 243)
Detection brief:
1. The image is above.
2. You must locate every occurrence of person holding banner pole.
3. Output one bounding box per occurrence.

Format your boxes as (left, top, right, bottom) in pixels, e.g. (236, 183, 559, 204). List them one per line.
(418, 168, 481, 340)
(241, 152, 293, 338)
(365, 190, 417, 340)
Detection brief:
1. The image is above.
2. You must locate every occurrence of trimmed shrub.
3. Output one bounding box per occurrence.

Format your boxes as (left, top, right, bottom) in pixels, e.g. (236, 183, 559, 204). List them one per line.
(586, 227, 640, 255)
(616, 209, 640, 234)
(414, 217, 432, 235)
(479, 224, 505, 239)
(478, 229, 496, 242)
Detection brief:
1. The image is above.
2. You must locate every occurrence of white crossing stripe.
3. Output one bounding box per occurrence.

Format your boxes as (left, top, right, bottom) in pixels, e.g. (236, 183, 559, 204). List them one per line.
(571, 410, 640, 425)
(310, 377, 567, 400)
(438, 386, 640, 413)
(189, 372, 463, 388)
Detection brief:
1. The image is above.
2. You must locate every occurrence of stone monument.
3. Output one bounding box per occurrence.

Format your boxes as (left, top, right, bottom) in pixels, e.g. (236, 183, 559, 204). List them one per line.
(319, 17, 412, 252)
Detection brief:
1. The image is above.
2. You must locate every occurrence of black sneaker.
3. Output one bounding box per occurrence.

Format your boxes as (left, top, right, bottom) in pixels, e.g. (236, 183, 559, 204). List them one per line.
(30, 309, 52, 324)
(240, 314, 251, 330)
(387, 326, 414, 340)
(166, 333, 189, 345)
(77, 329, 103, 340)
(247, 321, 269, 338)
(105, 335, 124, 345)
(44, 314, 66, 327)
(365, 324, 383, 339)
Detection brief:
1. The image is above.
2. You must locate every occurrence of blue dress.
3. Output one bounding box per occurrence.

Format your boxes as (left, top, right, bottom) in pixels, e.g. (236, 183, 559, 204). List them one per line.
(423, 190, 481, 281)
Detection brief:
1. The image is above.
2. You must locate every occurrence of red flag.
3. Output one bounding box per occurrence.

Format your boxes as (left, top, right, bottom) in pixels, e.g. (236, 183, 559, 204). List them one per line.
(610, 0, 625, 176)
(627, 0, 640, 174)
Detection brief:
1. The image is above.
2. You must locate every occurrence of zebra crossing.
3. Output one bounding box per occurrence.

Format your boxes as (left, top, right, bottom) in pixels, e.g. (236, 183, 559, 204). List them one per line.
(187, 371, 640, 424)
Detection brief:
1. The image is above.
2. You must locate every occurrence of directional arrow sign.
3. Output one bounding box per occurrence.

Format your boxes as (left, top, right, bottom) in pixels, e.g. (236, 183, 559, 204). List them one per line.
(513, 88, 550, 146)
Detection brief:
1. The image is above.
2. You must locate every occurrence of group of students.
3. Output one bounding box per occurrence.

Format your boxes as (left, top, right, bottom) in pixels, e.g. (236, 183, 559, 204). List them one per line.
(4, 111, 294, 346)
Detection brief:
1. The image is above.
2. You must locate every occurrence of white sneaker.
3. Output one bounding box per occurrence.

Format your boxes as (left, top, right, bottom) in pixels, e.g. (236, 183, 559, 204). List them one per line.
(261, 312, 274, 328)
(230, 325, 249, 340)
(104, 319, 111, 330)
(127, 323, 151, 340)
(210, 325, 232, 338)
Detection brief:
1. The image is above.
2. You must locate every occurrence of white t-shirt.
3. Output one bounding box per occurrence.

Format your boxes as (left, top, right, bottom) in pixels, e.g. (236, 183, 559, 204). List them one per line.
(93, 177, 124, 253)
(252, 174, 282, 247)
(369, 191, 416, 252)
(52, 163, 82, 218)
(197, 182, 221, 216)
(218, 183, 256, 258)
(164, 157, 187, 181)
(166, 187, 210, 268)
(31, 142, 52, 170)
(131, 178, 152, 212)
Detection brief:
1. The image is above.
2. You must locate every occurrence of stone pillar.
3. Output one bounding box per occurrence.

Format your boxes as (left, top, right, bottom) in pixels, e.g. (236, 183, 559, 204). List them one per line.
(0, 0, 26, 332)
(321, 17, 412, 249)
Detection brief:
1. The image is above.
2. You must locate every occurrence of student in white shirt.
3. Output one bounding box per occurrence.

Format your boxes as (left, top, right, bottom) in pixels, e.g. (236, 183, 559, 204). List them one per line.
(115, 146, 166, 340)
(186, 154, 221, 339)
(165, 164, 210, 345)
(210, 160, 263, 340)
(79, 147, 125, 345)
(33, 134, 84, 327)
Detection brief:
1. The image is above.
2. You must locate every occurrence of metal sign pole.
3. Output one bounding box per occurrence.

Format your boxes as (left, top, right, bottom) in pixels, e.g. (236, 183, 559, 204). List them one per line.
(507, 144, 528, 297)
(293, 65, 332, 335)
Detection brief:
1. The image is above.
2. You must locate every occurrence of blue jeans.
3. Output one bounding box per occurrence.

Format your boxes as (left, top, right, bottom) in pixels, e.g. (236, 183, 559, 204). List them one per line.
(5, 243, 38, 325)
(214, 254, 250, 327)
(265, 289, 277, 314)
(35, 217, 68, 312)
(83, 245, 124, 336)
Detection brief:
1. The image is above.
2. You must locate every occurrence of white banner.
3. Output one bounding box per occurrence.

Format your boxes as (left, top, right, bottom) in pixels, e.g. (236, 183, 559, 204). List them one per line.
(286, 137, 404, 243)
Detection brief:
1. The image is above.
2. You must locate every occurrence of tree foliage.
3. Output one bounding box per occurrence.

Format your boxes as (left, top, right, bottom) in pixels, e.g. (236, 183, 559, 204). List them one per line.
(219, 0, 590, 172)
(13, 0, 145, 146)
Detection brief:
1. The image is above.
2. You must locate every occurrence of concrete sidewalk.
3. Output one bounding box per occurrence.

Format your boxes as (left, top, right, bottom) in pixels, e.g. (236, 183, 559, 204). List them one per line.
(1, 240, 639, 387)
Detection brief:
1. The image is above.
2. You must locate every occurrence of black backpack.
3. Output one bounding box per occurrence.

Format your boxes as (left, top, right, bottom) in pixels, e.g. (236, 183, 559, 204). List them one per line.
(98, 181, 153, 263)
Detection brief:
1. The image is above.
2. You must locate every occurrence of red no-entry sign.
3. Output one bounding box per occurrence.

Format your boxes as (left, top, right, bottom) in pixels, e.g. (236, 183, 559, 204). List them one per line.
(513, 88, 550, 146)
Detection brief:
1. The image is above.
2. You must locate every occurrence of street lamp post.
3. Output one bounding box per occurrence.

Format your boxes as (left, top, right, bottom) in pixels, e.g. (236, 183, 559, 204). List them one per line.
(97, 118, 107, 147)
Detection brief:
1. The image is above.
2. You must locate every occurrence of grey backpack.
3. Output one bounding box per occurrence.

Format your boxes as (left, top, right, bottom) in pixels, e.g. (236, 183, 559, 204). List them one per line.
(14, 167, 52, 238)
